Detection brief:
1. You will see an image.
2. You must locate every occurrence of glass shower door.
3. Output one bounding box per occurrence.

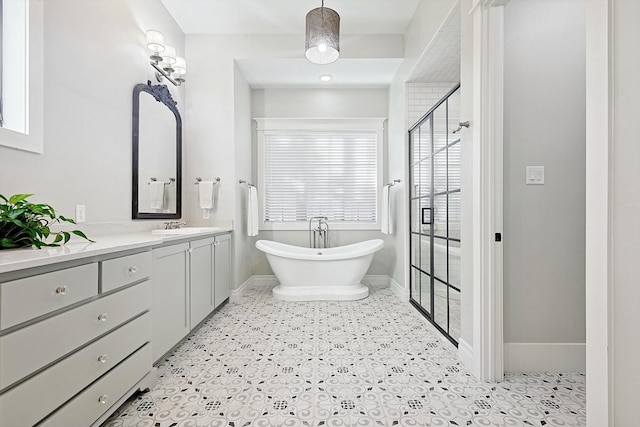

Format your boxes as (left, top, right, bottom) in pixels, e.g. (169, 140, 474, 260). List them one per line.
(409, 84, 461, 345)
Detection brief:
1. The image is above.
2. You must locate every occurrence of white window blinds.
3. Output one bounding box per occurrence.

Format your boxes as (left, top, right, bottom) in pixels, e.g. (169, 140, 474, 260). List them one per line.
(263, 131, 378, 223)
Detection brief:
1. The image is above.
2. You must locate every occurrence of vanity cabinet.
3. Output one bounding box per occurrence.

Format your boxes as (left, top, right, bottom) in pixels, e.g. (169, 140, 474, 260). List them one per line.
(0, 250, 154, 427)
(151, 242, 190, 362)
(152, 232, 232, 362)
(190, 237, 215, 327)
(214, 233, 231, 307)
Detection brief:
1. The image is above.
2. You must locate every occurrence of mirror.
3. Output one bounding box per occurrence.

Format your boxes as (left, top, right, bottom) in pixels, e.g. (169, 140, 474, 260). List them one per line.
(132, 82, 182, 219)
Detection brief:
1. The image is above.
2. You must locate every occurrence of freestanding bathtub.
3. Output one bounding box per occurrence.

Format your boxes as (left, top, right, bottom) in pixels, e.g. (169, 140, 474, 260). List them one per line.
(255, 239, 385, 301)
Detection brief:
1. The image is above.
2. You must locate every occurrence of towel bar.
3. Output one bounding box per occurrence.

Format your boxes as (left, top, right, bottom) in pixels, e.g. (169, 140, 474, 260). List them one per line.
(149, 177, 175, 186)
(195, 177, 221, 185)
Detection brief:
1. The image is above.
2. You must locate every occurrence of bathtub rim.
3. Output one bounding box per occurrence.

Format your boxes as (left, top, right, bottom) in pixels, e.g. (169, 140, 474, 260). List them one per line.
(255, 239, 384, 261)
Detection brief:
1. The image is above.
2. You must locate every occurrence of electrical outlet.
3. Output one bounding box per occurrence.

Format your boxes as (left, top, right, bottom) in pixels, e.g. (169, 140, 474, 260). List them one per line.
(75, 205, 86, 223)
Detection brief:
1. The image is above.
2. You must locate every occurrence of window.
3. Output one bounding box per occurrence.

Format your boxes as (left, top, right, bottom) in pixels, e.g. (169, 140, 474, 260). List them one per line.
(0, 0, 43, 153)
(256, 118, 385, 230)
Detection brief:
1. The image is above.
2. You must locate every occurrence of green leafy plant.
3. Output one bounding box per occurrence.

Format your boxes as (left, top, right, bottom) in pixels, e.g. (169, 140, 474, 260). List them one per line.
(0, 194, 94, 249)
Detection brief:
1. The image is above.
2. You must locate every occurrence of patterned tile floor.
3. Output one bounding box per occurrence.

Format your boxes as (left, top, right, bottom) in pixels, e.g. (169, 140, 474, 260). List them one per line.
(102, 283, 586, 427)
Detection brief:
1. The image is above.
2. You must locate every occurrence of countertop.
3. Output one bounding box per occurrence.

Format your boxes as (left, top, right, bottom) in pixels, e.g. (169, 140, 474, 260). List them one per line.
(0, 227, 233, 275)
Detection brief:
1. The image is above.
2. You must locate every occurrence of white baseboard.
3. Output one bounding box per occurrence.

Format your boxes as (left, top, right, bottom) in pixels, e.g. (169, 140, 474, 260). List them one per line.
(389, 277, 409, 301)
(504, 342, 586, 373)
(230, 277, 252, 302)
(249, 275, 280, 286)
(362, 275, 390, 287)
(458, 338, 478, 376)
(230, 275, 279, 301)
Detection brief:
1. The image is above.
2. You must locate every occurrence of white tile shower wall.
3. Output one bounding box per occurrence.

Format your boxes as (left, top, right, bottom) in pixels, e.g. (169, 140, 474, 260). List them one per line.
(407, 82, 458, 128)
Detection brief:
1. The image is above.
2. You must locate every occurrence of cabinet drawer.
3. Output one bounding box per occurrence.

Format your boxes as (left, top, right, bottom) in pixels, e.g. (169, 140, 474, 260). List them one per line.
(0, 280, 151, 390)
(0, 313, 151, 427)
(38, 344, 152, 427)
(101, 252, 151, 293)
(0, 263, 98, 330)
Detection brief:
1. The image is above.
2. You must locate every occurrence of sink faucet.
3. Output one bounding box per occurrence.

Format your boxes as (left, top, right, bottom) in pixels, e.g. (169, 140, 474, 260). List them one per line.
(164, 221, 187, 229)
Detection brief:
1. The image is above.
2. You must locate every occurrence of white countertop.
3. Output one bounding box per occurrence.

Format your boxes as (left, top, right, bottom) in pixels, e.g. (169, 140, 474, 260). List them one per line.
(0, 227, 233, 275)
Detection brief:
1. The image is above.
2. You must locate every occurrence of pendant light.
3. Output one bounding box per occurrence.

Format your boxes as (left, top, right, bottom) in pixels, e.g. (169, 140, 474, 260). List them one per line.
(305, 0, 340, 65)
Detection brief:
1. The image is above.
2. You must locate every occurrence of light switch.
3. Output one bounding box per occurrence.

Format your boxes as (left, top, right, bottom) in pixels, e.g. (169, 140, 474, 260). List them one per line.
(526, 166, 544, 185)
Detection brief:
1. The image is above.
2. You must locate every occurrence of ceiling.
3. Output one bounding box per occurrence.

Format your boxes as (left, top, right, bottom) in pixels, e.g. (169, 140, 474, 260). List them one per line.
(160, 0, 459, 88)
(160, 1, 421, 35)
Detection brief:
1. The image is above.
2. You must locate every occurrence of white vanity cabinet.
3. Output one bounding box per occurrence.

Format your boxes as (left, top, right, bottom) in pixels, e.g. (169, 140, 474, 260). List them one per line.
(151, 242, 190, 362)
(190, 233, 232, 327)
(214, 233, 231, 308)
(0, 250, 154, 427)
(190, 237, 215, 328)
(152, 232, 232, 362)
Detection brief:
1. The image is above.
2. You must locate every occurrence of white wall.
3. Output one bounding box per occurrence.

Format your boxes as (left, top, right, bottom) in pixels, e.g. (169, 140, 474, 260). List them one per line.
(232, 65, 256, 289)
(251, 88, 393, 276)
(387, 0, 458, 296)
(0, 0, 184, 224)
(503, 0, 586, 371)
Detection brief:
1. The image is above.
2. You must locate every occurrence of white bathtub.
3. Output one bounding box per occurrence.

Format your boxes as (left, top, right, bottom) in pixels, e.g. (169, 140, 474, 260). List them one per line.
(255, 239, 385, 301)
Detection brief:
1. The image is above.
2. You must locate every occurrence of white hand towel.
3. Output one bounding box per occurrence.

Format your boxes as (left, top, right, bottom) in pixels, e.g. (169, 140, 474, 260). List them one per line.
(247, 186, 259, 237)
(198, 181, 214, 209)
(150, 181, 165, 210)
(381, 184, 393, 234)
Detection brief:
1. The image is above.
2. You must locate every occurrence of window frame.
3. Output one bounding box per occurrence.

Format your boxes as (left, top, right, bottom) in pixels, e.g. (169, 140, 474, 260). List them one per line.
(255, 117, 386, 231)
(0, 0, 43, 153)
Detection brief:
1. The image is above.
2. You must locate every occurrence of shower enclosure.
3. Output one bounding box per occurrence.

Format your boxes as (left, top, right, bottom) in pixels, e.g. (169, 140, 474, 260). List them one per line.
(408, 84, 461, 345)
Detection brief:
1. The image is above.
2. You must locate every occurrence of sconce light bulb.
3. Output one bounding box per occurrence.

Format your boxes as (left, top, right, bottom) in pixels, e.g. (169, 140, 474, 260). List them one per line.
(162, 45, 177, 65)
(318, 43, 327, 52)
(145, 30, 165, 53)
(173, 57, 187, 75)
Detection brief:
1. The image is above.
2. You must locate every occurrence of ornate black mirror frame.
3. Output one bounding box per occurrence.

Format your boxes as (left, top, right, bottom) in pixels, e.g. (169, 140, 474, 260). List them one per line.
(132, 81, 182, 219)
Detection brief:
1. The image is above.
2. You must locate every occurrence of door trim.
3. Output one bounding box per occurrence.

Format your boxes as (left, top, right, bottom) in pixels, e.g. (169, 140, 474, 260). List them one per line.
(469, 0, 506, 382)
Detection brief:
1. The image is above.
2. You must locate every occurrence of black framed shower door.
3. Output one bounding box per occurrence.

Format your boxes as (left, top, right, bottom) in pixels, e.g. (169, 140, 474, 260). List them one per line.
(408, 84, 461, 346)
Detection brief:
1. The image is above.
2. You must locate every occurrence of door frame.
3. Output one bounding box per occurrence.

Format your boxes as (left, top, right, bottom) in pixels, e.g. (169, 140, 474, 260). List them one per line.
(464, 0, 507, 382)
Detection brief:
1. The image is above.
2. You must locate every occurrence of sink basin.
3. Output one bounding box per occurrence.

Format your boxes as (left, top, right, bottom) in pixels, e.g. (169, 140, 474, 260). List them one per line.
(152, 227, 222, 235)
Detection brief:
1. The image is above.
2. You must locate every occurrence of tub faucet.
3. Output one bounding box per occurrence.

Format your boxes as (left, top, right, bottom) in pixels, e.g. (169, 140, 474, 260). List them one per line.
(309, 216, 329, 248)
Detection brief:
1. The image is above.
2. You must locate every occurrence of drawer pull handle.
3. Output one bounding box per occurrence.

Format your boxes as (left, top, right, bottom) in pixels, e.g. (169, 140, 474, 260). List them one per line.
(55, 285, 69, 296)
(97, 354, 108, 364)
(98, 394, 109, 404)
(97, 313, 108, 322)
(128, 266, 138, 275)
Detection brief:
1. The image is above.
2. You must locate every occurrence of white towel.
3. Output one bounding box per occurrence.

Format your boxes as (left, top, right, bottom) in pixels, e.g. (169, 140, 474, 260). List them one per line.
(150, 181, 165, 210)
(198, 181, 214, 209)
(247, 186, 259, 237)
(381, 184, 393, 234)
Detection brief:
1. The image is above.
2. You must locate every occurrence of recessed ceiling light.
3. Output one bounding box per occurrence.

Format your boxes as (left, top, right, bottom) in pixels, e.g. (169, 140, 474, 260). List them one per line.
(319, 74, 332, 82)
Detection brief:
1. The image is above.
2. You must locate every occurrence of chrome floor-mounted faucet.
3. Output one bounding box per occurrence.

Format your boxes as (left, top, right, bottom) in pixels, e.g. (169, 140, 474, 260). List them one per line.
(309, 216, 329, 248)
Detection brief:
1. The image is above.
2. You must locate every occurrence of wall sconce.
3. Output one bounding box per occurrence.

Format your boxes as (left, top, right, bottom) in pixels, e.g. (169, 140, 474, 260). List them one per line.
(145, 30, 186, 86)
(305, 0, 340, 65)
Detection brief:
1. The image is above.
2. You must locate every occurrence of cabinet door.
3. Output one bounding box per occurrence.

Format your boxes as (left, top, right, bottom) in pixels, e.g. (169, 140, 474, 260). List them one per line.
(189, 237, 215, 328)
(152, 243, 189, 362)
(214, 234, 231, 308)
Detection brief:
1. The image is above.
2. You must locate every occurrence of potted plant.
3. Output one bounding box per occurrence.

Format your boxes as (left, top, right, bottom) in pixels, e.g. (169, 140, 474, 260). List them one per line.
(0, 194, 93, 249)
